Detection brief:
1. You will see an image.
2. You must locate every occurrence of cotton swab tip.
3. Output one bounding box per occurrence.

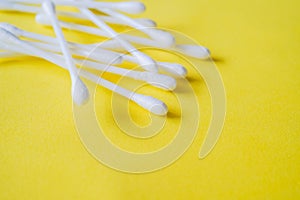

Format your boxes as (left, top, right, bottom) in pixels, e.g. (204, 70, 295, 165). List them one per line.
(35, 13, 49, 25)
(116, 2, 146, 14)
(176, 45, 211, 59)
(159, 62, 188, 77)
(138, 72, 177, 90)
(131, 94, 168, 116)
(136, 55, 158, 72)
(135, 19, 157, 27)
(148, 29, 175, 47)
(72, 77, 89, 105)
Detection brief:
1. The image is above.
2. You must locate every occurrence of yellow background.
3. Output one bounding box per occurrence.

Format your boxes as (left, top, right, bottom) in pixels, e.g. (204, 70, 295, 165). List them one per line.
(0, 0, 299, 199)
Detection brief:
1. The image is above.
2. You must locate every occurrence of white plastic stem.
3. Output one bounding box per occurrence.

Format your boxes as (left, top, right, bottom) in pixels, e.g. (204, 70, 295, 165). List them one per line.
(0, 23, 88, 52)
(25, 37, 185, 78)
(123, 54, 188, 77)
(31, 40, 122, 64)
(0, 32, 167, 115)
(36, 15, 171, 49)
(11, 38, 176, 90)
(0, 23, 119, 63)
(0, 22, 186, 77)
(7, 0, 146, 14)
(42, 0, 89, 105)
(0, 44, 174, 91)
(42, 1, 75, 75)
(0, 1, 40, 13)
(49, 11, 156, 27)
(99, 8, 175, 47)
(80, 70, 168, 116)
(79, 8, 158, 72)
(0, 22, 60, 43)
(0, 1, 155, 27)
(18, 36, 186, 78)
(35, 15, 209, 59)
(79, 70, 168, 116)
(76, 59, 176, 91)
(18, 29, 187, 77)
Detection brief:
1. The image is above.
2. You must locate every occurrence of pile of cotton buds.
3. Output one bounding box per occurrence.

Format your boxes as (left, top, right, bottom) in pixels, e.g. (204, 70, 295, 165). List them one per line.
(0, 0, 210, 116)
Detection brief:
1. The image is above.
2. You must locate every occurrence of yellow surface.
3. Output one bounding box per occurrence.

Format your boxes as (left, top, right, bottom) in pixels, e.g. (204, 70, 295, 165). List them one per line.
(0, 0, 300, 199)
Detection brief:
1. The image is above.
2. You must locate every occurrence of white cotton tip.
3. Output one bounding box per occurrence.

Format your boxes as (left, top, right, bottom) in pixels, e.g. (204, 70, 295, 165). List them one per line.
(84, 49, 123, 65)
(116, 2, 146, 14)
(136, 54, 158, 72)
(42, 0, 56, 15)
(97, 40, 124, 51)
(147, 29, 175, 47)
(135, 19, 157, 27)
(176, 45, 211, 59)
(158, 62, 188, 77)
(35, 13, 50, 25)
(0, 23, 22, 37)
(131, 94, 168, 116)
(71, 77, 89, 105)
(137, 72, 177, 90)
